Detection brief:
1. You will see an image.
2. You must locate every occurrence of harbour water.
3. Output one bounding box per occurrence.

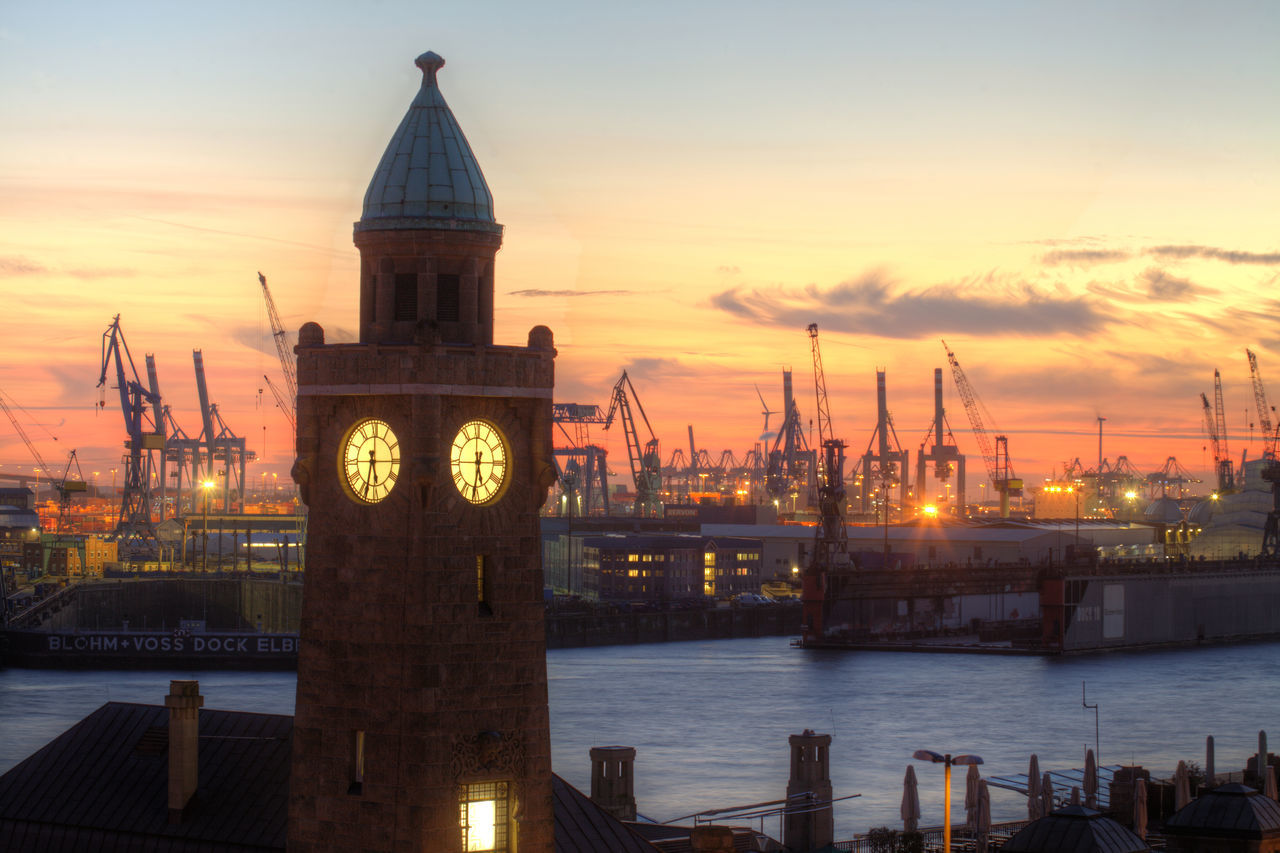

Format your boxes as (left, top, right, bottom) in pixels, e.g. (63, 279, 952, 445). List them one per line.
(2, 636, 1276, 838)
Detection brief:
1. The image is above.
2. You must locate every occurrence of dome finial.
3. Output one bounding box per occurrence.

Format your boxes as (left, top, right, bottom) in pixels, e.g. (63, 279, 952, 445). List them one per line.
(415, 51, 445, 86)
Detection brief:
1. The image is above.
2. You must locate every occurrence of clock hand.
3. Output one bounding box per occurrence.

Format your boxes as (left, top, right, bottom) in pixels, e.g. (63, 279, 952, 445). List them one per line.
(368, 448, 378, 486)
(473, 449, 483, 498)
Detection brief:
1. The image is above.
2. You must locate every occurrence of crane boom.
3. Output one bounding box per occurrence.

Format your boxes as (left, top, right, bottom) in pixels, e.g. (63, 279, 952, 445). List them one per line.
(942, 340, 1020, 517)
(259, 273, 297, 402)
(264, 374, 298, 434)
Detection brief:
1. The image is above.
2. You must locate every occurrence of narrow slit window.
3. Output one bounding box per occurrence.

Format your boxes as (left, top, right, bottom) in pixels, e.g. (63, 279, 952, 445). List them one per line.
(477, 556, 492, 616)
(394, 273, 418, 321)
(437, 274, 460, 322)
(349, 730, 365, 795)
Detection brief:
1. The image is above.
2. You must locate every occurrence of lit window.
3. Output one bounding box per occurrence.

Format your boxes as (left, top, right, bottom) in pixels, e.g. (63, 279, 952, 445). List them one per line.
(628, 569, 639, 578)
(459, 781, 509, 852)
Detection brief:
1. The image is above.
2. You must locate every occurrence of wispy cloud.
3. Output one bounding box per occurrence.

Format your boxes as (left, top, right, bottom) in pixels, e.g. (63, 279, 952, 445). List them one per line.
(68, 266, 136, 280)
(508, 288, 636, 297)
(1149, 244, 1280, 265)
(717, 265, 741, 275)
(0, 255, 135, 279)
(618, 356, 693, 379)
(1041, 249, 1132, 266)
(1140, 267, 1216, 301)
(711, 270, 1107, 338)
(0, 256, 47, 275)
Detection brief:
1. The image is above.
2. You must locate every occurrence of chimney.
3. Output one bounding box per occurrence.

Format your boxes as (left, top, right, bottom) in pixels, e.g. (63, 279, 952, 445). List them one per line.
(689, 825, 735, 852)
(166, 679, 203, 823)
(785, 729, 833, 852)
(590, 746, 637, 821)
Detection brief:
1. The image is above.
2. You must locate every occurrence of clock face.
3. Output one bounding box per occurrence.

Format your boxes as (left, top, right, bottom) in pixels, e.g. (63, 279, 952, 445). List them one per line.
(340, 418, 400, 504)
(450, 419, 509, 505)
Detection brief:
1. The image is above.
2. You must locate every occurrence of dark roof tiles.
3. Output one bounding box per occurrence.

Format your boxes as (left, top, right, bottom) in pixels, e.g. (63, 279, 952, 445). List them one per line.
(1001, 805, 1150, 853)
(1164, 784, 1280, 838)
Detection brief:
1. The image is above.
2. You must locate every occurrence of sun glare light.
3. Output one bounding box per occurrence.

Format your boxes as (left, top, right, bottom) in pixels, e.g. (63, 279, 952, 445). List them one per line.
(465, 799, 496, 851)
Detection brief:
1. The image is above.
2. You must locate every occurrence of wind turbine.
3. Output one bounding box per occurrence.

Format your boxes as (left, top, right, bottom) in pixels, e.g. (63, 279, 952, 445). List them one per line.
(756, 384, 778, 441)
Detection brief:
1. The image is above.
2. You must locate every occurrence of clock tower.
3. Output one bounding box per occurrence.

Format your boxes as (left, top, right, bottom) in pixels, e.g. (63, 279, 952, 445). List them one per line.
(287, 52, 557, 852)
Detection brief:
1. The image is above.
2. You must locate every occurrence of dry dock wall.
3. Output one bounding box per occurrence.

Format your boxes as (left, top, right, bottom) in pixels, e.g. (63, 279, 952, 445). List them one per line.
(1055, 568, 1280, 652)
(31, 577, 302, 634)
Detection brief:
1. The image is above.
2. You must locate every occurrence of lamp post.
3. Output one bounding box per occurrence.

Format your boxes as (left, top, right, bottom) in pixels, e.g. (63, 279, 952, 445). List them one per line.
(201, 480, 214, 572)
(913, 750, 983, 853)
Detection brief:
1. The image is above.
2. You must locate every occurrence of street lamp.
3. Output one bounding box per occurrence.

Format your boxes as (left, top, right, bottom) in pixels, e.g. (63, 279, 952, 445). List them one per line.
(913, 750, 983, 853)
(201, 480, 215, 572)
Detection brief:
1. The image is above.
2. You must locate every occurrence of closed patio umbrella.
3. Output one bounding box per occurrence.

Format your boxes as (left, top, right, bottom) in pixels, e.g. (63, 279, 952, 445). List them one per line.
(902, 764, 922, 832)
(965, 762, 981, 830)
(1070, 786, 1081, 806)
(1134, 778, 1148, 841)
(1084, 749, 1098, 809)
(1175, 760, 1191, 810)
(1041, 771, 1055, 816)
(1206, 735, 1215, 789)
(1027, 755, 1042, 820)
(976, 780, 992, 853)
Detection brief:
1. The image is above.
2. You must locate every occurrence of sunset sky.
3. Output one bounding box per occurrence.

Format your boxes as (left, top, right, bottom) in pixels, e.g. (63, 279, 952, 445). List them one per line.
(2, 1, 1278, 501)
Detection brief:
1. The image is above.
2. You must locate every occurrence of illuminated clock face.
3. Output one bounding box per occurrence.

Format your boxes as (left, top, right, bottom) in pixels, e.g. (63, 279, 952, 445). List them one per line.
(340, 418, 400, 504)
(450, 419, 509, 505)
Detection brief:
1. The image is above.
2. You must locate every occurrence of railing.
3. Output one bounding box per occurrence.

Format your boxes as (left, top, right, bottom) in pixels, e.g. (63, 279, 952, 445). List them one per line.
(835, 820, 1032, 853)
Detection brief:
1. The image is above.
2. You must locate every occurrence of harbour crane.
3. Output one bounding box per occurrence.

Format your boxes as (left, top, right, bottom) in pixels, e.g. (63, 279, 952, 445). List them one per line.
(1247, 351, 1280, 557)
(97, 315, 164, 550)
(807, 323, 848, 562)
(602, 371, 662, 517)
(0, 390, 87, 531)
(258, 273, 297, 436)
(1247, 349, 1277, 460)
(550, 402, 610, 516)
(942, 340, 1022, 518)
(1201, 372, 1235, 493)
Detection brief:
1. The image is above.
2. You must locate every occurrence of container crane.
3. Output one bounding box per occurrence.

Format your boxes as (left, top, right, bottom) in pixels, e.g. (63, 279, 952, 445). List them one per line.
(603, 371, 662, 517)
(765, 369, 814, 505)
(97, 315, 164, 550)
(942, 340, 1022, 518)
(0, 391, 87, 531)
(193, 350, 254, 513)
(915, 368, 966, 515)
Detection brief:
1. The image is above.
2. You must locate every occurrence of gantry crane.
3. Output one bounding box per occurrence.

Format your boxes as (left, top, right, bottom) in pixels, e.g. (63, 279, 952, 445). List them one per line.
(942, 340, 1022, 518)
(258, 272, 297, 435)
(603, 371, 662, 517)
(550, 402, 610, 516)
(0, 390, 88, 531)
(97, 315, 164, 550)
